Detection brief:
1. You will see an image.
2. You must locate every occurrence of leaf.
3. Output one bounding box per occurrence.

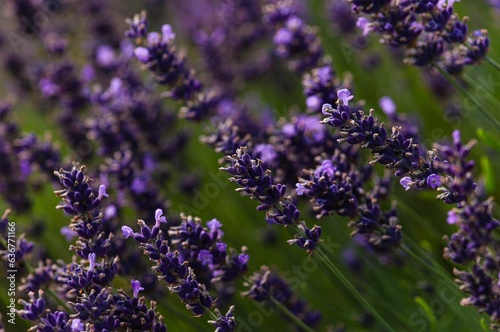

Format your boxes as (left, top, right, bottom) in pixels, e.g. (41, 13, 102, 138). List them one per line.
(480, 156, 495, 195)
(477, 128, 500, 152)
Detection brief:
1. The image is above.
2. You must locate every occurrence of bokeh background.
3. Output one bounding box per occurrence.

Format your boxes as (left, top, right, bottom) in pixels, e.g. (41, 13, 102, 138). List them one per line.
(0, 0, 499, 331)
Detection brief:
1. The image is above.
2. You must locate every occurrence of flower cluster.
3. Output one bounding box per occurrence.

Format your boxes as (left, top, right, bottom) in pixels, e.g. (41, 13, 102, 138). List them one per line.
(127, 12, 219, 121)
(353, 0, 490, 73)
(0, 101, 60, 211)
(122, 209, 244, 330)
(71, 285, 167, 331)
(321, 89, 500, 322)
(220, 147, 323, 254)
(243, 266, 321, 329)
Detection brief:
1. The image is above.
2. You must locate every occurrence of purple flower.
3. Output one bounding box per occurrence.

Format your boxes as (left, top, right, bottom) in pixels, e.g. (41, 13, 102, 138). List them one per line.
(161, 24, 176, 43)
(88, 253, 96, 272)
(295, 183, 306, 195)
(60, 226, 77, 241)
(337, 89, 353, 105)
(134, 47, 150, 63)
(400, 177, 413, 191)
(254, 144, 278, 164)
(447, 210, 458, 225)
(356, 17, 373, 35)
(452, 129, 461, 145)
(96, 45, 116, 67)
(207, 219, 223, 236)
(131, 279, 144, 298)
(104, 205, 117, 219)
(71, 319, 84, 331)
(379, 96, 396, 115)
(198, 250, 213, 266)
(155, 209, 167, 227)
(147, 32, 160, 45)
(97, 185, 109, 200)
(274, 28, 293, 44)
(322, 103, 333, 116)
(131, 177, 147, 194)
(306, 95, 322, 110)
(426, 174, 441, 189)
(121, 226, 134, 238)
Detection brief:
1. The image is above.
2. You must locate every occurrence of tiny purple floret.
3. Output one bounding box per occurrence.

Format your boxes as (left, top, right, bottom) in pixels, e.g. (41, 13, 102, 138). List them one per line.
(155, 209, 167, 227)
(134, 47, 150, 63)
(426, 174, 441, 189)
(122, 226, 134, 238)
(447, 210, 458, 225)
(400, 177, 413, 191)
(131, 279, 144, 298)
(337, 89, 353, 105)
(88, 253, 96, 272)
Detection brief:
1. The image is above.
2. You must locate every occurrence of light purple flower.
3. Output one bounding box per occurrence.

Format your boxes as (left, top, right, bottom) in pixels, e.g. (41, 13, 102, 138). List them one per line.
(88, 253, 96, 272)
(452, 129, 461, 145)
(356, 17, 372, 36)
(296, 183, 306, 195)
(161, 24, 176, 43)
(322, 103, 333, 115)
(97, 185, 109, 200)
(337, 89, 353, 105)
(147, 32, 160, 45)
(198, 250, 213, 266)
(122, 226, 134, 238)
(447, 210, 458, 225)
(274, 28, 293, 44)
(71, 319, 84, 331)
(96, 45, 115, 67)
(254, 144, 278, 164)
(155, 209, 167, 227)
(314, 160, 336, 178)
(80, 64, 95, 83)
(379, 96, 396, 115)
(131, 279, 144, 298)
(104, 204, 117, 219)
(131, 177, 147, 194)
(306, 95, 322, 110)
(426, 174, 441, 189)
(207, 219, 222, 233)
(400, 177, 413, 191)
(134, 47, 150, 63)
(60, 226, 77, 241)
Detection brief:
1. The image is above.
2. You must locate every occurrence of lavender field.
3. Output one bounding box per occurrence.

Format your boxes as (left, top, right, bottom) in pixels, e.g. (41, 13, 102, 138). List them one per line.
(1, 0, 500, 331)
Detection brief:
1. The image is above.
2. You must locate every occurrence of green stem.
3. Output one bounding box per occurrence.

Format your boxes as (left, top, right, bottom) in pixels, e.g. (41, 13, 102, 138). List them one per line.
(270, 296, 316, 332)
(45, 285, 73, 313)
(461, 73, 500, 112)
(462, 42, 500, 71)
(292, 225, 394, 331)
(484, 55, 500, 71)
(434, 65, 500, 131)
(315, 246, 395, 332)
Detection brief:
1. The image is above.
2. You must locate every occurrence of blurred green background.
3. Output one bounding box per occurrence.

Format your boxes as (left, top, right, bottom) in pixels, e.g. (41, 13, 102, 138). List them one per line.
(0, 0, 499, 331)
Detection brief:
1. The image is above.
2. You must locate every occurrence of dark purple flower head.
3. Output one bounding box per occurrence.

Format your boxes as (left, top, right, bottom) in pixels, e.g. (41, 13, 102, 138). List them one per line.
(54, 164, 108, 216)
(208, 306, 237, 332)
(18, 290, 46, 321)
(243, 266, 321, 328)
(125, 11, 149, 39)
(287, 224, 322, 254)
